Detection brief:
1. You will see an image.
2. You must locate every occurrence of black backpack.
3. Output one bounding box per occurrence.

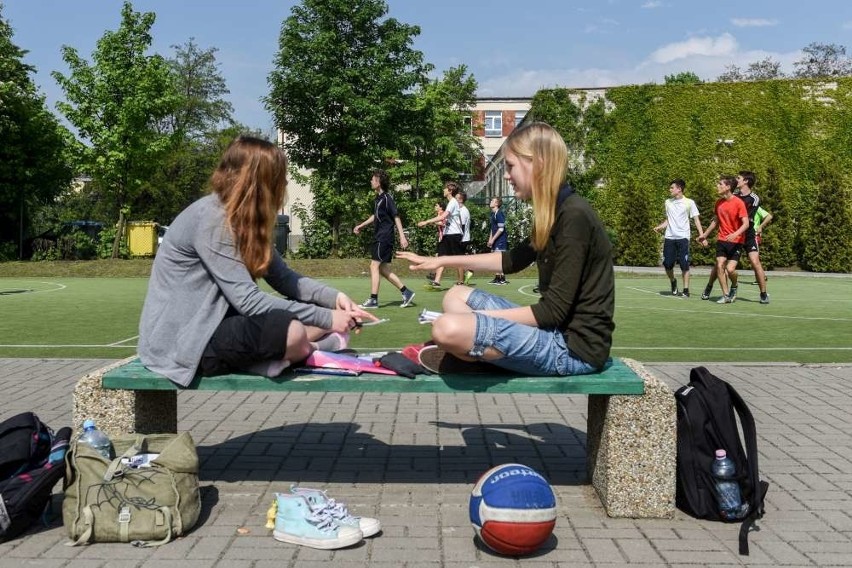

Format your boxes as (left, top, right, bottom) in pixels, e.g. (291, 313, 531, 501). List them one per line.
(0, 412, 72, 542)
(674, 367, 769, 555)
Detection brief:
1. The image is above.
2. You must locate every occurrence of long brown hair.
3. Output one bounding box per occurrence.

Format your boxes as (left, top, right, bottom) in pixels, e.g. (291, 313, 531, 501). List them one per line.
(504, 122, 569, 251)
(210, 136, 288, 278)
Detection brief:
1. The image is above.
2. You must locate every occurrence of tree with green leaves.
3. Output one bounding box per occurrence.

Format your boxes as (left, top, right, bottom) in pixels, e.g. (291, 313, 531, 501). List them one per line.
(718, 57, 784, 82)
(52, 1, 180, 257)
(265, 0, 429, 255)
(0, 5, 73, 259)
(393, 65, 480, 199)
(132, 39, 236, 224)
(160, 38, 234, 140)
(664, 71, 702, 85)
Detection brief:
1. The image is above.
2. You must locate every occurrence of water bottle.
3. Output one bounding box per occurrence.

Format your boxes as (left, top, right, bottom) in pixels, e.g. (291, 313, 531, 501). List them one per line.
(711, 449, 749, 520)
(79, 419, 113, 460)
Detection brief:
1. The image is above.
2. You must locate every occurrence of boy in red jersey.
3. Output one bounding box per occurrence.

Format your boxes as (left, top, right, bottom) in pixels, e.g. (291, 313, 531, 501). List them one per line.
(697, 176, 749, 304)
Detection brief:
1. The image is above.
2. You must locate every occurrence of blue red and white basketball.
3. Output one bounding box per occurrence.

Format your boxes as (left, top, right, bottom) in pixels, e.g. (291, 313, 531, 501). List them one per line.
(469, 463, 557, 555)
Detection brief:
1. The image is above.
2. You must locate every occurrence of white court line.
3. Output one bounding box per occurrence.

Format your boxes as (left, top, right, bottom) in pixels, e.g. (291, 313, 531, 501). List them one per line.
(621, 287, 852, 322)
(0, 281, 67, 294)
(616, 304, 852, 323)
(109, 335, 139, 347)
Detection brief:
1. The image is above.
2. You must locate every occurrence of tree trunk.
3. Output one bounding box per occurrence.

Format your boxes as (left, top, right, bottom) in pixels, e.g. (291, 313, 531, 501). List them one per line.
(112, 209, 126, 258)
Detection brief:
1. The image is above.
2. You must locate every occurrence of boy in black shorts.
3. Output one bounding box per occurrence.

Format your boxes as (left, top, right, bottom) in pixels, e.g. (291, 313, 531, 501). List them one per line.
(354, 169, 415, 308)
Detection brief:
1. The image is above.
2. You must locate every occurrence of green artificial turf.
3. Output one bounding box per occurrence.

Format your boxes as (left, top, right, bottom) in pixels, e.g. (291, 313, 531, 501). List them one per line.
(0, 273, 850, 363)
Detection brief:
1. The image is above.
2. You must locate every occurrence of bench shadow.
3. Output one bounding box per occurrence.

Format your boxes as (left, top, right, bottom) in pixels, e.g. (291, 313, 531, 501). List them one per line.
(197, 421, 588, 486)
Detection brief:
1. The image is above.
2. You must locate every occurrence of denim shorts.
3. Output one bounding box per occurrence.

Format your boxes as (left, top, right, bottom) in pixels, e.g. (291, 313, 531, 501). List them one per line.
(465, 288, 598, 376)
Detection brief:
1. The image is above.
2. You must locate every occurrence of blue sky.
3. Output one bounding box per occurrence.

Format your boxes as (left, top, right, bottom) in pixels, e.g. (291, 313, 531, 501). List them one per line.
(4, 0, 852, 131)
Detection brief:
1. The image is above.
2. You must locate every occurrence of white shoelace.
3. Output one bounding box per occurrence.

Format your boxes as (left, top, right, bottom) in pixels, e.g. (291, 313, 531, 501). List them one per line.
(306, 509, 338, 533)
(323, 498, 358, 522)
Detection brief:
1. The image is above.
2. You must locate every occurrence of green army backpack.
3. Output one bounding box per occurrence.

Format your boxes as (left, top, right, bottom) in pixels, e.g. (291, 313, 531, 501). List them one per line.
(63, 432, 201, 547)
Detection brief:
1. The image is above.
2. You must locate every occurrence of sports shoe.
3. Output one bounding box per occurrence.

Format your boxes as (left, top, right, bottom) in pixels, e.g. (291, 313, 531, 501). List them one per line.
(400, 289, 415, 308)
(670, 279, 678, 296)
(429, 281, 442, 289)
(760, 292, 770, 304)
(417, 345, 510, 375)
(269, 493, 362, 549)
(290, 485, 381, 538)
(532, 286, 540, 294)
(464, 270, 474, 285)
(728, 286, 738, 303)
(716, 295, 733, 304)
(682, 288, 690, 298)
(360, 297, 379, 309)
(497, 277, 509, 285)
(701, 286, 712, 300)
(488, 277, 500, 285)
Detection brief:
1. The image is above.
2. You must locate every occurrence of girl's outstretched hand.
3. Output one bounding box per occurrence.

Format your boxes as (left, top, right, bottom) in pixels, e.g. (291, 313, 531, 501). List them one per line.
(396, 250, 438, 271)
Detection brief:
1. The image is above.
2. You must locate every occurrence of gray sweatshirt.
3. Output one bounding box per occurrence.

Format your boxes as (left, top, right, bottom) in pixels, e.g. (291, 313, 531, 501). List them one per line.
(138, 194, 339, 386)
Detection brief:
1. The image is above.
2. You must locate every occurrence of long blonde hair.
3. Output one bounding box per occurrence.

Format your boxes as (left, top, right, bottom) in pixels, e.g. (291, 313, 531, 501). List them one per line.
(504, 122, 569, 251)
(210, 136, 288, 278)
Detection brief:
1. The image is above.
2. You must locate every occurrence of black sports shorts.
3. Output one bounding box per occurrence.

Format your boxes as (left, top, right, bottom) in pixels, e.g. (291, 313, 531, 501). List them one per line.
(199, 309, 294, 376)
(371, 240, 394, 263)
(715, 240, 742, 262)
(438, 233, 464, 256)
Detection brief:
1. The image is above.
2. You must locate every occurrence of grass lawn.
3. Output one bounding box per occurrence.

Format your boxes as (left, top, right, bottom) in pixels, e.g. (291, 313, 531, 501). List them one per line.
(1, 268, 850, 363)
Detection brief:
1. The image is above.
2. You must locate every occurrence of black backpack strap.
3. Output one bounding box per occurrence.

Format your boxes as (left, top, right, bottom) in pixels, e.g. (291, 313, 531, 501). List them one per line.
(726, 383, 768, 555)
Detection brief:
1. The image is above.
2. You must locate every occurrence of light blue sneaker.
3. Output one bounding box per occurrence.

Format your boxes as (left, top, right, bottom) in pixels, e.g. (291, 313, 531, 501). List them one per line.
(270, 493, 363, 549)
(290, 485, 381, 538)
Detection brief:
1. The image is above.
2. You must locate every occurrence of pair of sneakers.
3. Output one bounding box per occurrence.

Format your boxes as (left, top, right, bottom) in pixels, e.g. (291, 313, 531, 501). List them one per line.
(268, 485, 381, 549)
(361, 288, 416, 309)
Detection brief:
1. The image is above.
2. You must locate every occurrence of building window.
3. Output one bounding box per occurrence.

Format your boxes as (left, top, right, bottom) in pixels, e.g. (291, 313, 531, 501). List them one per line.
(463, 115, 473, 134)
(484, 111, 502, 137)
(515, 110, 527, 127)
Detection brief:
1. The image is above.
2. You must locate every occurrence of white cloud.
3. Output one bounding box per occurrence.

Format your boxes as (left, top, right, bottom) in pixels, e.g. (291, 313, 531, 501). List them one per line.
(731, 18, 778, 28)
(648, 33, 738, 64)
(475, 36, 803, 97)
(641, 1, 663, 8)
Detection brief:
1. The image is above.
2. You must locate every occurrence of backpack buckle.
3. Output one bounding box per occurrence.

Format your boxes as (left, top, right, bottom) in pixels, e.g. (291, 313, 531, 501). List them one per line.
(118, 506, 131, 524)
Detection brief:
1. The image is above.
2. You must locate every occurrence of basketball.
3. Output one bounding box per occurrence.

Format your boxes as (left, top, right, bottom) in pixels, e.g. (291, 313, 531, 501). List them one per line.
(469, 463, 557, 555)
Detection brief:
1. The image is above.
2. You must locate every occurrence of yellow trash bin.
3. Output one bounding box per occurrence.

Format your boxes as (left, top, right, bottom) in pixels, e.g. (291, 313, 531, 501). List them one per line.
(126, 221, 158, 256)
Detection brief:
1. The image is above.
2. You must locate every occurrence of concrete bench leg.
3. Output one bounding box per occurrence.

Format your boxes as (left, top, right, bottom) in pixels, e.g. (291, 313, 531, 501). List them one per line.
(72, 356, 177, 437)
(586, 358, 676, 518)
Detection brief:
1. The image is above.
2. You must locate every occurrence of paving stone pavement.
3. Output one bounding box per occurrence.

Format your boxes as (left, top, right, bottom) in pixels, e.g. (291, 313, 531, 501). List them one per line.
(1, 358, 851, 567)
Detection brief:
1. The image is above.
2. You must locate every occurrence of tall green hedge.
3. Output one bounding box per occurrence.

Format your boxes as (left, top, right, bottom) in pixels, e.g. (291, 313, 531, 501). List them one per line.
(531, 78, 852, 272)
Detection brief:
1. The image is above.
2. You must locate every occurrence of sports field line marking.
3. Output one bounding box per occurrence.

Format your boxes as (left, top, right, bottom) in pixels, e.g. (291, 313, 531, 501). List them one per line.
(617, 304, 852, 323)
(518, 285, 539, 297)
(109, 335, 139, 347)
(0, 281, 66, 294)
(624, 284, 852, 304)
(621, 287, 852, 322)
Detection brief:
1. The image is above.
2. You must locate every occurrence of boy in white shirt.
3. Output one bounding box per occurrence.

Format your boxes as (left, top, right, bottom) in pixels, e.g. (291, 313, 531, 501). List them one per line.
(653, 178, 704, 297)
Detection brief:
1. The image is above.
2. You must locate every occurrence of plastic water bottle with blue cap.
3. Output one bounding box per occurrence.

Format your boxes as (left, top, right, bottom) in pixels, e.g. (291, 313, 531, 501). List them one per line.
(79, 419, 113, 460)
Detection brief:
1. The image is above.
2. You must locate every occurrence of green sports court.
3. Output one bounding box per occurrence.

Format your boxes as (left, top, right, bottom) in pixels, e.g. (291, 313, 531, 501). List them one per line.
(1, 272, 849, 363)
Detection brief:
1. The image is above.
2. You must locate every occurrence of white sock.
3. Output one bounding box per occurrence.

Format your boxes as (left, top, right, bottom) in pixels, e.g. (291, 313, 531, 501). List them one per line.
(313, 332, 349, 352)
(246, 359, 291, 378)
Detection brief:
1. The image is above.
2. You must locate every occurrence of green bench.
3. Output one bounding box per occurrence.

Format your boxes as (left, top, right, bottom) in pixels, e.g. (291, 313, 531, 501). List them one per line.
(72, 356, 675, 519)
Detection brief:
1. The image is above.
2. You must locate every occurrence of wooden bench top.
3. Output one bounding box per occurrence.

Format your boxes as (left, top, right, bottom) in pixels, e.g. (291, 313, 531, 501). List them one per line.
(102, 357, 643, 395)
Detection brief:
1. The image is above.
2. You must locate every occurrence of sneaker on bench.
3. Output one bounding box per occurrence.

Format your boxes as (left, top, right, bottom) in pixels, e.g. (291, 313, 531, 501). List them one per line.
(417, 345, 511, 375)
